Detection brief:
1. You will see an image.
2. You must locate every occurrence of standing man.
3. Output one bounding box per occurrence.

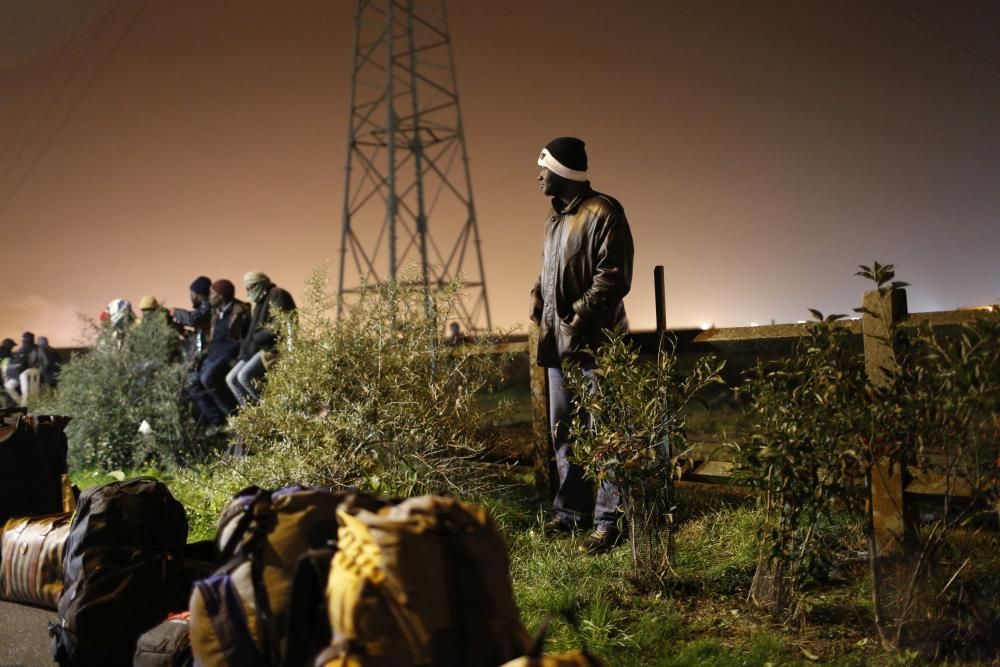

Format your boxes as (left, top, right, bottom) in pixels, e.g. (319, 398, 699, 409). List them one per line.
(530, 137, 634, 555)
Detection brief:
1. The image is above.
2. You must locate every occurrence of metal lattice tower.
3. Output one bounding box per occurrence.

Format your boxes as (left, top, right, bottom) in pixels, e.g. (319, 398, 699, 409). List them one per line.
(337, 0, 492, 332)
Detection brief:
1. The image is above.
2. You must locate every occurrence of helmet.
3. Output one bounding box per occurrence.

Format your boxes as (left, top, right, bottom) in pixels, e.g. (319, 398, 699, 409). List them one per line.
(138, 294, 159, 310)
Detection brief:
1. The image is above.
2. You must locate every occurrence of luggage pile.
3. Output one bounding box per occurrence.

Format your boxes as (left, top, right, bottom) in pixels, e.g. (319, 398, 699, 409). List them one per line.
(1, 408, 604, 666)
(1, 406, 74, 611)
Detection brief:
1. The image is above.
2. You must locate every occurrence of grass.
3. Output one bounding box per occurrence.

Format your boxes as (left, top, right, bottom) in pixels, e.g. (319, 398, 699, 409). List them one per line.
(66, 461, 1000, 666)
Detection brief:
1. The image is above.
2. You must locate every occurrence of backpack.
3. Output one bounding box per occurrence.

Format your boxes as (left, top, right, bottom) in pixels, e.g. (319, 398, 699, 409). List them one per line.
(0, 410, 69, 525)
(281, 546, 337, 667)
(321, 494, 531, 667)
(498, 651, 608, 667)
(134, 611, 194, 667)
(50, 477, 190, 667)
(188, 486, 342, 667)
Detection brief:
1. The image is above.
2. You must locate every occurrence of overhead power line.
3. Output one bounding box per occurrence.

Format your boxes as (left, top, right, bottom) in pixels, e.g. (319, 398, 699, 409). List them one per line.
(0, 0, 152, 219)
(876, 0, 1000, 85)
(0, 0, 120, 207)
(0, 1, 96, 168)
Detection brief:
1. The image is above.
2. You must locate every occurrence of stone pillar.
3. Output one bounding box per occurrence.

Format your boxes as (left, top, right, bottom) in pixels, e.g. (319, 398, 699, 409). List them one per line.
(861, 288, 914, 557)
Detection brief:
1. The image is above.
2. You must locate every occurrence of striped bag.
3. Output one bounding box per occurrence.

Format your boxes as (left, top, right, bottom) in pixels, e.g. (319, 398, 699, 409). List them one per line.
(0, 512, 72, 608)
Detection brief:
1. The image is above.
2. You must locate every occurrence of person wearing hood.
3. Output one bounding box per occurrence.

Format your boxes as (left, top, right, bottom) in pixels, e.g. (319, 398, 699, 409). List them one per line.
(4, 332, 43, 405)
(107, 298, 135, 330)
(104, 298, 136, 348)
(36, 336, 60, 387)
(225, 271, 295, 404)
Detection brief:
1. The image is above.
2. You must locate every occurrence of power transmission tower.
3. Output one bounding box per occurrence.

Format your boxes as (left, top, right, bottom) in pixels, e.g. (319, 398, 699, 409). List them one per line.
(337, 0, 492, 333)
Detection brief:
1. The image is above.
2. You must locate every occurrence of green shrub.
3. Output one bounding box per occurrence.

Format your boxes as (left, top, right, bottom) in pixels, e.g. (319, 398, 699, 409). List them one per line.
(737, 310, 867, 615)
(564, 331, 725, 581)
(230, 267, 511, 498)
(738, 261, 1000, 648)
(51, 316, 206, 471)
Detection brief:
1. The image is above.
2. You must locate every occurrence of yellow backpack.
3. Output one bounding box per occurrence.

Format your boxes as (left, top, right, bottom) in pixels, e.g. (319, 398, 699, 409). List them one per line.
(499, 650, 609, 667)
(320, 494, 531, 666)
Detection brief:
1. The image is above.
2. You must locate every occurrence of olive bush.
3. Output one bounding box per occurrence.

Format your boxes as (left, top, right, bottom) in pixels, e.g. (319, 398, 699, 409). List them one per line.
(52, 316, 204, 471)
(564, 331, 725, 583)
(230, 267, 511, 498)
(739, 261, 1000, 651)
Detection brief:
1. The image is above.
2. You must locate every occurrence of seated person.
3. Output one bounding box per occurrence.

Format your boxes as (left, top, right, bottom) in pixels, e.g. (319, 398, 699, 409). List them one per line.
(226, 272, 295, 404)
(3, 332, 43, 405)
(0, 339, 15, 407)
(196, 280, 250, 427)
(36, 336, 61, 387)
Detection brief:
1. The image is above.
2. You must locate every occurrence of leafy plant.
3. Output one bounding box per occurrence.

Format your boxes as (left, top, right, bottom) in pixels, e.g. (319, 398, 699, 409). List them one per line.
(230, 265, 512, 498)
(52, 315, 206, 471)
(564, 331, 725, 582)
(738, 308, 868, 617)
(738, 260, 1000, 654)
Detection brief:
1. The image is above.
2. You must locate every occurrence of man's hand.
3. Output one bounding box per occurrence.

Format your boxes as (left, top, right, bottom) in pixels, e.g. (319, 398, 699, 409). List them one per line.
(529, 290, 543, 325)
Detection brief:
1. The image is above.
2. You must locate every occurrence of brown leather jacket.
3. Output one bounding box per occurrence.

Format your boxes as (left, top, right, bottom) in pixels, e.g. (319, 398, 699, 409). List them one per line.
(531, 185, 634, 368)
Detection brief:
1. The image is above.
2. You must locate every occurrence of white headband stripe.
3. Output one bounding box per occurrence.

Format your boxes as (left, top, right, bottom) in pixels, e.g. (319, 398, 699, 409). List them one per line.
(537, 148, 588, 182)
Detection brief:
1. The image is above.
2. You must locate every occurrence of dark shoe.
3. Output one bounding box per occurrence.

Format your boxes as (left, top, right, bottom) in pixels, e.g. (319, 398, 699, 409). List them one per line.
(580, 528, 622, 555)
(541, 518, 575, 537)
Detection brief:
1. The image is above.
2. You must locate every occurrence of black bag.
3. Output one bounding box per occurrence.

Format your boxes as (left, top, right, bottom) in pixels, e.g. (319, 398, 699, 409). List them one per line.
(134, 612, 194, 667)
(0, 410, 69, 525)
(52, 546, 192, 666)
(50, 477, 190, 667)
(281, 547, 336, 667)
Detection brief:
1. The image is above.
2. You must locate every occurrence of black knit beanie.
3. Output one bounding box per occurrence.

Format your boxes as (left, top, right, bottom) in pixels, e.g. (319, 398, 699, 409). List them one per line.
(211, 279, 236, 302)
(190, 276, 212, 297)
(544, 137, 587, 172)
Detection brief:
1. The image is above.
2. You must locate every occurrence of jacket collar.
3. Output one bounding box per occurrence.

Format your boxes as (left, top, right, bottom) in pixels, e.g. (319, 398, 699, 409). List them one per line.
(551, 182, 594, 215)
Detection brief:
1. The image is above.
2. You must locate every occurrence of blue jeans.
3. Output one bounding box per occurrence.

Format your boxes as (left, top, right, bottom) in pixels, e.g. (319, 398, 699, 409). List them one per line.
(548, 367, 622, 531)
(200, 355, 238, 417)
(225, 351, 267, 404)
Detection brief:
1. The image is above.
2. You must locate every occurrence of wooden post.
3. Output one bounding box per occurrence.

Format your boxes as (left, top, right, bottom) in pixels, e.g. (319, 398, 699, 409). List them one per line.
(528, 322, 556, 498)
(861, 288, 914, 557)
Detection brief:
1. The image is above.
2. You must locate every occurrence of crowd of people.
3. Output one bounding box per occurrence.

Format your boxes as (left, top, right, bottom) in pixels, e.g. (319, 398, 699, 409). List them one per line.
(9, 271, 296, 432)
(132, 272, 295, 434)
(1, 331, 61, 407)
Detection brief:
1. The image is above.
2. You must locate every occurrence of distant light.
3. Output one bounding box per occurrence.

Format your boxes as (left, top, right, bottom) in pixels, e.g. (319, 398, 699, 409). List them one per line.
(749, 322, 759, 327)
(796, 320, 806, 324)
(700, 322, 710, 330)
(850, 317, 861, 321)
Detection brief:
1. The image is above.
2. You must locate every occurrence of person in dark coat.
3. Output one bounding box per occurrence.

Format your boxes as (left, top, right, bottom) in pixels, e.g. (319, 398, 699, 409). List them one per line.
(530, 137, 634, 555)
(3, 332, 43, 405)
(196, 279, 250, 425)
(171, 276, 217, 424)
(225, 272, 296, 404)
(36, 336, 60, 387)
(0, 338, 15, 407)
(171, 276, 213, 364)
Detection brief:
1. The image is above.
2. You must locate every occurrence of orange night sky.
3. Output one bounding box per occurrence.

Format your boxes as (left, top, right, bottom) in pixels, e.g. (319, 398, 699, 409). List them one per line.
(1, 0, 998, 346)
